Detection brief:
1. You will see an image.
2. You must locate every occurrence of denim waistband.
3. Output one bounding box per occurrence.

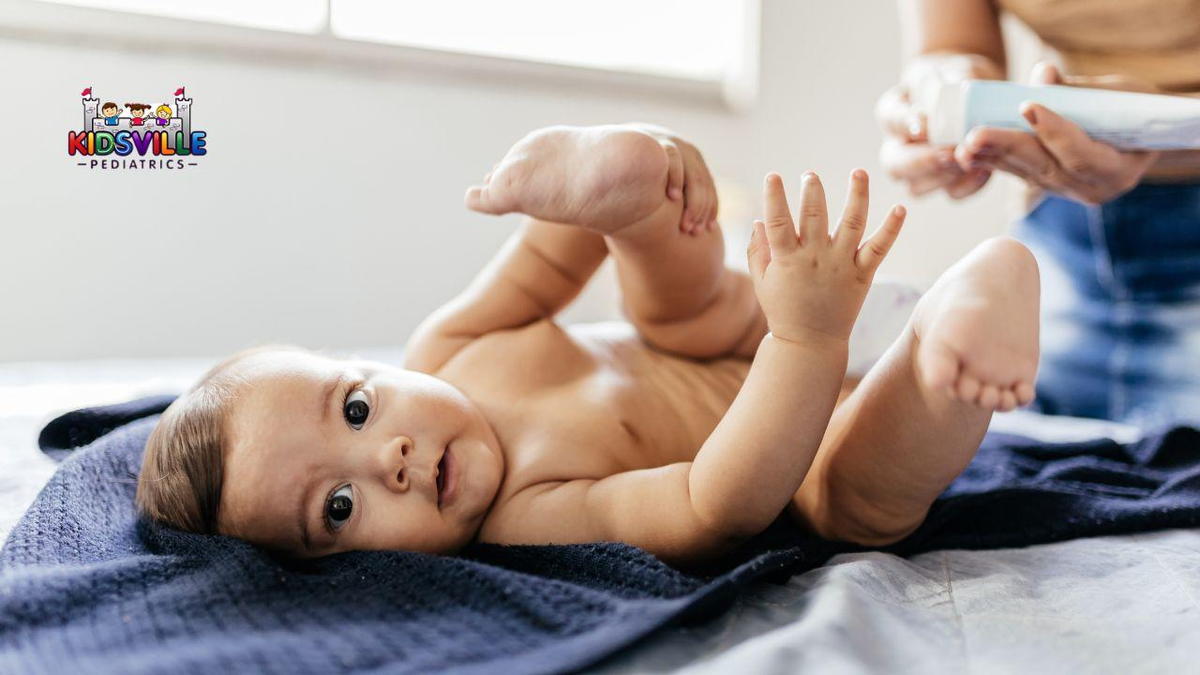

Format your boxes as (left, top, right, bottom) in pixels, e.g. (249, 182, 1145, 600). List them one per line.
(1017, 183, 1200, 302)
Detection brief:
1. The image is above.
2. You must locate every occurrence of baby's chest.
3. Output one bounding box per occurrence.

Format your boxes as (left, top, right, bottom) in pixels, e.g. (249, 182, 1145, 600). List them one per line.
(440, 320, 747, 488)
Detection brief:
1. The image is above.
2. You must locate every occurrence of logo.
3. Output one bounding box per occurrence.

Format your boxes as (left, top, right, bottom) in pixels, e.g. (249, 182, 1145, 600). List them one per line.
(69, 86, 207, 170)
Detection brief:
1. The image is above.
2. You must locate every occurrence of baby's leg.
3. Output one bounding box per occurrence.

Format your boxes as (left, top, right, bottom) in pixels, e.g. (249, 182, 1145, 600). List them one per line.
(791, 237, 1040, 545)
(468, 125, 765, 359)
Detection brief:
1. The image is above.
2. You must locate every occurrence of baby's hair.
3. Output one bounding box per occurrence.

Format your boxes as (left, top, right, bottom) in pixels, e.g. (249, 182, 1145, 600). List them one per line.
(135, 343, 309, 535)
(156, 104, 171, 116)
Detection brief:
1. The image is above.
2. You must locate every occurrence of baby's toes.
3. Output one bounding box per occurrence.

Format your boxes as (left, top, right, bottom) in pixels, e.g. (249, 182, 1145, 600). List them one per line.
(955, 374, 981, 402)
(683, 197, 704, 233)
(1014, 381, 1036, 406)
(465, 167, 519, 214)
(976, 384, 1000, 409)
(997, 388, 1018, 412)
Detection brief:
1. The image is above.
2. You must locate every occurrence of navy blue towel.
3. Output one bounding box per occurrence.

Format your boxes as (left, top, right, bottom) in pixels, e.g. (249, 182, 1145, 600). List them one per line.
(2, 397, 1199, 674)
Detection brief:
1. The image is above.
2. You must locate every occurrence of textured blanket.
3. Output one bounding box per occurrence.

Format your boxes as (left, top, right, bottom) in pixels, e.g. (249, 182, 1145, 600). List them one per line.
(2, 396, 1199, 674)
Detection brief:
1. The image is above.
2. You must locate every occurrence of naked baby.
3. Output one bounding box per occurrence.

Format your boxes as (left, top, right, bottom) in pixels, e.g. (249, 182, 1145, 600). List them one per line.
(137, 124, 1040, 566)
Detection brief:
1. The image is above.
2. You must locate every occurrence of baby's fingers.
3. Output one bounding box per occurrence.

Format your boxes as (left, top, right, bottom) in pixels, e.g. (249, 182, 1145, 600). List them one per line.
(856, 205, 906, 272)
(834, 169, 869, 253)
(747, 219, 771, 278)
(797, 172, 829, 244)
(762, 173, 798, 255)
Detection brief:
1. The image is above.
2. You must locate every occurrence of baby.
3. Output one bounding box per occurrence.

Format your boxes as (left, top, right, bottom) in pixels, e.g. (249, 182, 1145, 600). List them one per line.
(136, 124, 1040, 566)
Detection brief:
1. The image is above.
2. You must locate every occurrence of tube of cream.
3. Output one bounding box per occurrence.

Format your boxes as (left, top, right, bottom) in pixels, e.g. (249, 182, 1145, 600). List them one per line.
(924, 80, 1200, 150)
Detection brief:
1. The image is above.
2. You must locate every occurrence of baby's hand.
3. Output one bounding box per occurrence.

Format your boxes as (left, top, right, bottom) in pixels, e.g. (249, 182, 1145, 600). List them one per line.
(747, 170, 905, 344)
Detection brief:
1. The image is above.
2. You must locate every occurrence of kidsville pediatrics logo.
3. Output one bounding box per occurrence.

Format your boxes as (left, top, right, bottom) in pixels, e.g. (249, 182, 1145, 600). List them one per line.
(68, 86, 207, 170)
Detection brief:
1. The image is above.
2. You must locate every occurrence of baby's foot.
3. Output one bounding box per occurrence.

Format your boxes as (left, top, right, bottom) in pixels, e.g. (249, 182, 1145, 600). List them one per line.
(911, 237, 1040, 411)
(465, 125, 673, 235)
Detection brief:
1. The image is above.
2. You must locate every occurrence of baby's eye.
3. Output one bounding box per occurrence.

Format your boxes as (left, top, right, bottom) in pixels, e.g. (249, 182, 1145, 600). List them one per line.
(325, 484, 353, 531)
(343, 389, 370, 430)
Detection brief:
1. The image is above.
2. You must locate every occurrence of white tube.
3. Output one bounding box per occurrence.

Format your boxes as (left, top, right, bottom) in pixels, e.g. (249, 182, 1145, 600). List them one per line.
(924, 80, 1200, 150)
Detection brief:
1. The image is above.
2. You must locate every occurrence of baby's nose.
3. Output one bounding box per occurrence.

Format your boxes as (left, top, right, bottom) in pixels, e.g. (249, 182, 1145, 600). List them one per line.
(383, 436, 413, 492)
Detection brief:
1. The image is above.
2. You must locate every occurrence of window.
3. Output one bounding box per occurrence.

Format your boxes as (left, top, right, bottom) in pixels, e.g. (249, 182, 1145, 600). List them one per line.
(31, 0, 752, 86)
(36, 0, 327, 33)
(331, 0, 747, 82)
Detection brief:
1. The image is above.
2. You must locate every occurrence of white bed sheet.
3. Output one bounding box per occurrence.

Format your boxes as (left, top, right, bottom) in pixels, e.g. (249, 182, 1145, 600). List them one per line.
(1, 358, 1197, 674)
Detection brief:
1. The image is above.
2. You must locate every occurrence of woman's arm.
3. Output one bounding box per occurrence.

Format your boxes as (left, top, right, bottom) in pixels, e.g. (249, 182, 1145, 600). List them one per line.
(401, 219, 607, 373)
(898, 0, 1005, 66)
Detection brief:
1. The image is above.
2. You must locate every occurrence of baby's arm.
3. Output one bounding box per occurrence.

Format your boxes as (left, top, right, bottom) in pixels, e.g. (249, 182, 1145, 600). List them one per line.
(403, 218, 606, 373)
(487, 171, 905, 564)
(487, 332, 854, 566)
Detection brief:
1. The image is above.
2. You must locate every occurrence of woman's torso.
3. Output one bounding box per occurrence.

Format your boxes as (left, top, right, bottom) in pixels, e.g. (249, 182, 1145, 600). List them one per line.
(998, 0, 1200, 93)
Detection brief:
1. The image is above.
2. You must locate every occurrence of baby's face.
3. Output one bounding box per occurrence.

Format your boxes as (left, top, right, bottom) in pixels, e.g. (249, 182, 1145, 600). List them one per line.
(218, 350, 504, 557)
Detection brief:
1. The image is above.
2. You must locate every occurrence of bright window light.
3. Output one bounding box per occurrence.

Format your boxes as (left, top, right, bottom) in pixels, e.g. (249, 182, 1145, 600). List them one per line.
(330, 0, 748, 81)
(35, 0, 327, 33)
(30, 0, 749, 83)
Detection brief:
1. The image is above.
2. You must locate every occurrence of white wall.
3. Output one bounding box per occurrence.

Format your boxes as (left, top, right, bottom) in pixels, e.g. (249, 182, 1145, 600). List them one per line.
(0, 0, 1013, 362)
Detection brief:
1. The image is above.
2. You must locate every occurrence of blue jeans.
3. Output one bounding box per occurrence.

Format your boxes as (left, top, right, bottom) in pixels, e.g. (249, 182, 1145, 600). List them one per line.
(1014, 183, 1200, 426)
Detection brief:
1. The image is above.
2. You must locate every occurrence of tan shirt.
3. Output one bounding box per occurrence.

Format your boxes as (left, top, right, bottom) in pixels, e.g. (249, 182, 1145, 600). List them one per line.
(999, 0, 1200, 93)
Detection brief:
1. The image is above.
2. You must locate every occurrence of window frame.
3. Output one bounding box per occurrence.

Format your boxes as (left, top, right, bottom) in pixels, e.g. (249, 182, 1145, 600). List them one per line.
(0, 0, 761, 109)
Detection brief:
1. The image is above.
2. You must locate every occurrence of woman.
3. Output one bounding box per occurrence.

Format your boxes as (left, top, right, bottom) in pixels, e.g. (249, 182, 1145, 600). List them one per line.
(879, 0, 1200, 426)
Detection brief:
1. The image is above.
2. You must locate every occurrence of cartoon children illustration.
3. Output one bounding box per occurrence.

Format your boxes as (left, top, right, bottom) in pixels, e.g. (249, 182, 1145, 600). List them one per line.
(154, 104, 172, 126)
(126, 103, 150, 126)
(100, 102, 120, 126)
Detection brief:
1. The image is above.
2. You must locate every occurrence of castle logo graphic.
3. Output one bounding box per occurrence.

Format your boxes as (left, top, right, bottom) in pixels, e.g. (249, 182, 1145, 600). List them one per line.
(68, 86, 208, 170)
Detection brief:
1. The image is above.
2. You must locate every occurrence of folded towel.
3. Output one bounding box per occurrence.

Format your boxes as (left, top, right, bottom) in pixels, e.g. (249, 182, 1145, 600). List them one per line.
(2, 397, 1199, 674)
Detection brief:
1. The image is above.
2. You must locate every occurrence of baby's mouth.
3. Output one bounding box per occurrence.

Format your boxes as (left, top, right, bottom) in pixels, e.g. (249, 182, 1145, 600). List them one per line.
(435, 443, 459, 509)
(436, 446, 448, 506)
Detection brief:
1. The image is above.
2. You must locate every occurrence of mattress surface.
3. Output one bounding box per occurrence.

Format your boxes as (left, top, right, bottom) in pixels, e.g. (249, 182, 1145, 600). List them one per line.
(1, 357, 1195, 675)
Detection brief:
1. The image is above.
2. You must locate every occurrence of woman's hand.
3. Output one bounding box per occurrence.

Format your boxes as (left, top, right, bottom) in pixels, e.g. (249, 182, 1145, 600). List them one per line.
(957, 63, 1161, 205)
(878, 83, 995, 200)
(877, 55, 1003, 200)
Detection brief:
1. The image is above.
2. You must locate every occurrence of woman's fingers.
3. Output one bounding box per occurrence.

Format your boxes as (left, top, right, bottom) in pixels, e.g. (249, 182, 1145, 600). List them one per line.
(856, 205, 906, 271)
(762, 173, 798, 255)
(880, 139, 967, 198)
(963, 117, 1157, 203)
(881, 139, 958, 181)
(1021, 103, 1121, 181)
(1029, 61, 1063, 86)
(1022, 103, 1158, 199)
(876, 84, 925, 142)
(945, 167, 992, 199)
(959, 127, 1071, 193)
(1032, 59, 1160, 94)
(1062, 73, 1159, 93)
(834, 169, 870, 251)
(797, 172, 829, 244)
